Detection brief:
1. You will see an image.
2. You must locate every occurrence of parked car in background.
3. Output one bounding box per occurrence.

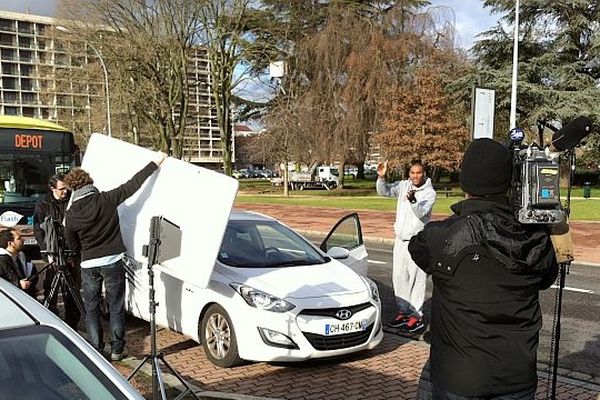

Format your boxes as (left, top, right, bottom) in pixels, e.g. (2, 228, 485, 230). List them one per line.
(125, 211, 382, 368)
(257, 169, 275, 178)
(345, 167, 358, 178)
(364, 166, 378, 179)
(0, 278, 144, 400)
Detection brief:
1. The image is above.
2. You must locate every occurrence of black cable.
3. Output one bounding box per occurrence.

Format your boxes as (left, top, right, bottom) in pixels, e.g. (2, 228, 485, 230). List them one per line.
(546, 270, 561, 400)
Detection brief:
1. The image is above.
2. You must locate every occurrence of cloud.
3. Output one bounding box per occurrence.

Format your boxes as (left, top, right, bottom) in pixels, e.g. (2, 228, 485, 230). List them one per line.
(1, 0, 57, 16)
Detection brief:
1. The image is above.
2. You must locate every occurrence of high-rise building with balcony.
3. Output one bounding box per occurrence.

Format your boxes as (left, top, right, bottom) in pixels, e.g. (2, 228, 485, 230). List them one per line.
(0, 9, 230, 166)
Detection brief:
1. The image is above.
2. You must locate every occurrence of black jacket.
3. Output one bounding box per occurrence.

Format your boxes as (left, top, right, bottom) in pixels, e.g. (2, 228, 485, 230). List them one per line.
(33, 192, 69, 252)
(65, 162, 158, 262)
(408, 196, 558, 397)
(0, 253, 39, 297)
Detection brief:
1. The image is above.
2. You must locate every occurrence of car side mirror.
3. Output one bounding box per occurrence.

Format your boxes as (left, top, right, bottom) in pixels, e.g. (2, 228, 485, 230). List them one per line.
(327, 246, 350, 260)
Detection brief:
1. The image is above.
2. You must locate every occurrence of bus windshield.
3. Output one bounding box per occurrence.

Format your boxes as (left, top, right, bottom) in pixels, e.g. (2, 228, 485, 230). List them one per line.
(0, 153, 57, 205)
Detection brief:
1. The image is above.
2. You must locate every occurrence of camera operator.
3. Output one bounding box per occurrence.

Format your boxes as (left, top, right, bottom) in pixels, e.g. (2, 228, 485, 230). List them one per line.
(0, 228, 38, 298)
(408, 139, 558, 399)
(63, 152, 166, 361)
(33, 174, 81, 329)
(376, 159, 436, 333)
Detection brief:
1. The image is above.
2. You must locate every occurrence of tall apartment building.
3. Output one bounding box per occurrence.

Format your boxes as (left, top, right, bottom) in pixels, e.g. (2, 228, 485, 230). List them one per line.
(0, 9, 229, 165)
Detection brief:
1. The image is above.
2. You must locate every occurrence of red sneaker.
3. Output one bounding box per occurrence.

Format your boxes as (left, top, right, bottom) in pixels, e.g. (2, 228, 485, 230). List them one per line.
(398, 316, 425, 333)
(387, 312, 410, 328)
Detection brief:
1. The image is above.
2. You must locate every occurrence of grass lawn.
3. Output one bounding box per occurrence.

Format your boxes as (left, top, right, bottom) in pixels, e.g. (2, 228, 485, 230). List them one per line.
(238, 178, 599, 198)
(236, 193, 600, 221)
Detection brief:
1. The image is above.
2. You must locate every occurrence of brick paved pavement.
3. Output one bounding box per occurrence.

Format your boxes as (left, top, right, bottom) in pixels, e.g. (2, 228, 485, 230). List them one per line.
(120, 316, 599, 400)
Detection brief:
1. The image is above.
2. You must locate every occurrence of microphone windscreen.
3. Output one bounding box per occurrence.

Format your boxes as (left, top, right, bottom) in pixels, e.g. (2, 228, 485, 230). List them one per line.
(551, 116, 593, 151)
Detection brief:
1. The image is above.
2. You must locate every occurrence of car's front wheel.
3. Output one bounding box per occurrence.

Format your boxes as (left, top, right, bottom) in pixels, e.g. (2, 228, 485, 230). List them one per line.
(200, 304, 243, 367)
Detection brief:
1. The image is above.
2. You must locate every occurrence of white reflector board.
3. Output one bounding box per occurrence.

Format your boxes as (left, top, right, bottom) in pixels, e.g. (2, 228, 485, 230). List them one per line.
(81, 133, 238, 288)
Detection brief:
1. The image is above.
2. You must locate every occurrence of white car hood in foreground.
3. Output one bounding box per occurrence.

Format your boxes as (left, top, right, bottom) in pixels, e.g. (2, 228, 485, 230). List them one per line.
(216, 259, 367, 300)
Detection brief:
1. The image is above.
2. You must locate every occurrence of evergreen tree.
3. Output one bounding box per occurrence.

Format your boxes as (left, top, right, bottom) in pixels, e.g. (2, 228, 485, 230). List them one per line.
(470, 0, 600, 152)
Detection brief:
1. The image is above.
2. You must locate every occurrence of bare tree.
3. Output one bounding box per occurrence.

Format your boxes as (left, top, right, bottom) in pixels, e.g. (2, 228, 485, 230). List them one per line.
(56, 0, 201, 156)
(271, 2, 437, 187)
(196, 0, 275, 175)
(256, 97, 312, 196)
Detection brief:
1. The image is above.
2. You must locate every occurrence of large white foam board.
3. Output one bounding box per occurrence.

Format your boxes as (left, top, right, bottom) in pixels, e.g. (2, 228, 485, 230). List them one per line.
(81, 133, 238, 288)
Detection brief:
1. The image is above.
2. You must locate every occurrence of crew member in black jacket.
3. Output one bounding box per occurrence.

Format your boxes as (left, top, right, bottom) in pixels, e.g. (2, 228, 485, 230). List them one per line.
(409, 139, 558, 399)
(33, 173, 81, 329)
(0, 228, 38, 297)
(64, 152, 166, 361)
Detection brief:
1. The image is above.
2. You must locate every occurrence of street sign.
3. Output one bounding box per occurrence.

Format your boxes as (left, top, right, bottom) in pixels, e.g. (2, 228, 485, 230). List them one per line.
(472, 87, 496, 140)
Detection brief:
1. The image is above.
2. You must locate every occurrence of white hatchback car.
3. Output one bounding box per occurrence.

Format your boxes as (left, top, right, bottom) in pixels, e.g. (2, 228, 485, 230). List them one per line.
(125, 211, 383, 367)
(0, 278, 144, 400)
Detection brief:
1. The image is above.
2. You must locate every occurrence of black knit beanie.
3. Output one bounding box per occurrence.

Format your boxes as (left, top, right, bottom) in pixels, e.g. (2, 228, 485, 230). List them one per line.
(460, 138, 513, 196)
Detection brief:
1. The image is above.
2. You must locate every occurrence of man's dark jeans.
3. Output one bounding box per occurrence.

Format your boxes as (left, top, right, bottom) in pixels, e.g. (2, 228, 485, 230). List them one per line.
(81, 260, 126, 355)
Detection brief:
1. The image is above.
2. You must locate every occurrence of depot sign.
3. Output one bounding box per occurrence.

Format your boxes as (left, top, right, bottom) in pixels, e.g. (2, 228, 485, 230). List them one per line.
(0, 128, 74, 153)
(15, 134, 44, 149)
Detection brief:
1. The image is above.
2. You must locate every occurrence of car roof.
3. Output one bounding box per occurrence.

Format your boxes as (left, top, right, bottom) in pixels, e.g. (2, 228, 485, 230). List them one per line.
(229, 209, 275, 222)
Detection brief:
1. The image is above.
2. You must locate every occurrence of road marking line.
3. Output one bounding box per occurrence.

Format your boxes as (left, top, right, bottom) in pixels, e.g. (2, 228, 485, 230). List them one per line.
(368, 260, 387, 265)
(550, 285, 594, 294)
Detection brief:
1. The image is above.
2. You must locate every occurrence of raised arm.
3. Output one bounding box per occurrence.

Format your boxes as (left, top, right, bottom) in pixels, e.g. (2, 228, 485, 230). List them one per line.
(375, 162, 403, 198)
(105, 151, 167, 205)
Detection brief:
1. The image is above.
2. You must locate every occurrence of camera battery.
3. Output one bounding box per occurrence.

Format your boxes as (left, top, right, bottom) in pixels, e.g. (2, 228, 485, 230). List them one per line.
(531, 163, 560, 206)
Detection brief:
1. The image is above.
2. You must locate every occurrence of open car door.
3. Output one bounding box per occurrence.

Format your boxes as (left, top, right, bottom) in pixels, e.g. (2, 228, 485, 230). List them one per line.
(320, 213, 368, 276)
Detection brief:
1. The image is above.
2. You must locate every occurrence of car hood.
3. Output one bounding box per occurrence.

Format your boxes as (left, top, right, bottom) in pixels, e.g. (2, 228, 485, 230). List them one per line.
(215, 259, 367, 299)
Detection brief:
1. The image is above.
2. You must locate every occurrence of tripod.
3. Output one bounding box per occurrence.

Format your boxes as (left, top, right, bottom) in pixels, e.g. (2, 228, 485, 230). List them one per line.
(38, 251, 86, 322)
(128, 216, 199, 400)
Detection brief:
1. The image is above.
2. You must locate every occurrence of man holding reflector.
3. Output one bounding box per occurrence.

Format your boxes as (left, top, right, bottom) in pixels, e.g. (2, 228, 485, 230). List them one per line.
(64, 151, 166, 361)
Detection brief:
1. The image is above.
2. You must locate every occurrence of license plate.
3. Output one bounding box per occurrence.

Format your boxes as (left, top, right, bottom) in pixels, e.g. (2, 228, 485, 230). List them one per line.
(24, 237, 37, 246)
(324, 319, 368, 336)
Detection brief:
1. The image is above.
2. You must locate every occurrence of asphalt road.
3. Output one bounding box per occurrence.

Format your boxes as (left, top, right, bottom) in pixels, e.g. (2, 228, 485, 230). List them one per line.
(365, 244, 600, 378)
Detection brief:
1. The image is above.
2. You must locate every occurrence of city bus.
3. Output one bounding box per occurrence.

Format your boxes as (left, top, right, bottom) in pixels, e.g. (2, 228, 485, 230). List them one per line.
(0, 115, 79, 254)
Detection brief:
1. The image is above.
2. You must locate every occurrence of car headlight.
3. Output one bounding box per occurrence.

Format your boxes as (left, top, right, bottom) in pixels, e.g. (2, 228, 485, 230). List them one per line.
(230, 283, 295, 312)
(361, 277, 380, 302)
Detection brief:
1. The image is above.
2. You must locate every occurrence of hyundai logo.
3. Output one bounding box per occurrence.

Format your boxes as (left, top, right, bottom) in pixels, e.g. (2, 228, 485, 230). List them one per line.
(335, 309, 352, 320)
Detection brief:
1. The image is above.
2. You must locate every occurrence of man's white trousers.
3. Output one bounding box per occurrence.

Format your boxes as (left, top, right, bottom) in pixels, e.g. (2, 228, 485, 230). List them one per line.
(393, 238, 426, 316)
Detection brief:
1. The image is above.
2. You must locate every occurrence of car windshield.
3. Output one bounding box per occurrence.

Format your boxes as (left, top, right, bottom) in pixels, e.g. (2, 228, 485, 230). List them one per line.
(218, 219, 328, 268)
(0, 325, 130, 400)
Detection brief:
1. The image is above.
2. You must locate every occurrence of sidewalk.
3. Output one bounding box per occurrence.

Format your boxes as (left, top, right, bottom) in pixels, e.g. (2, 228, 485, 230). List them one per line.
(234, 203, 600, 266)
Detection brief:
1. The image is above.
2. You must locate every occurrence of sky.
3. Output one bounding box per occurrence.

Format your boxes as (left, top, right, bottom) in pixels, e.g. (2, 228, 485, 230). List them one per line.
(428, 0, 502, 49)
(1, 0, 57, 17)
(4, 0, 501, 50)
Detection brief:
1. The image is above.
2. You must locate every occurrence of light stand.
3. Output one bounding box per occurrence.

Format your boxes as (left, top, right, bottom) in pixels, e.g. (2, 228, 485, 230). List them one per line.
(127, 216, 199, 400)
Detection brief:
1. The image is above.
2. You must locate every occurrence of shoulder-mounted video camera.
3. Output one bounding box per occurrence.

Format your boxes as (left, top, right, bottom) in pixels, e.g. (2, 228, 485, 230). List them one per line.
(508, 116, 593, 224)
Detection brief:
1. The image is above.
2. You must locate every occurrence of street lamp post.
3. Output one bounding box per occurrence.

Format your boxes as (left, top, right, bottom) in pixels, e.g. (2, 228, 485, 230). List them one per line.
(509, 0, 520, 130)
(56, 26, 112, 137)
